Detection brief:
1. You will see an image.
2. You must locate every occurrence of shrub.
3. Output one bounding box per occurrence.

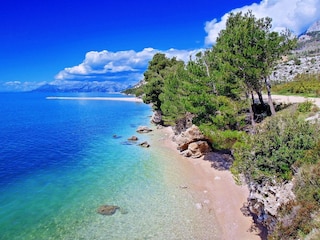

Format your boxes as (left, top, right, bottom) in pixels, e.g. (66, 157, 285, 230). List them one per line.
(200, 125, 246, 150)
(272, 73, 320, 97)
(232, 110, 319, 182)
(297, 101, 313, 113)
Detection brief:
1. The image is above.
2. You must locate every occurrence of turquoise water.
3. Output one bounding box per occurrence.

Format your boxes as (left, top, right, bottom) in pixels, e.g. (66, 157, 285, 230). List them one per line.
(0, 92, 219, 239)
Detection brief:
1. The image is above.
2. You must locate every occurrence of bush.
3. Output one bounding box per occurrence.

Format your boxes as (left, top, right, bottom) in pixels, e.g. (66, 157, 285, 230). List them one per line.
(232, 110, 319, 182)
(271, 161, 320, 239)
(272, 73, 320, 97)
(297, 101, 313, 113)
(200, 125, 246, 150)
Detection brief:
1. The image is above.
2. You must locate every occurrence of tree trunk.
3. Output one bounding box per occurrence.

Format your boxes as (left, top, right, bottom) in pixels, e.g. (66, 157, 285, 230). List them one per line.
(257, 91, 265, 105)
(247, 91, 255, 127)
(204, 58, 217, 94)
(265, 77, 276, 115)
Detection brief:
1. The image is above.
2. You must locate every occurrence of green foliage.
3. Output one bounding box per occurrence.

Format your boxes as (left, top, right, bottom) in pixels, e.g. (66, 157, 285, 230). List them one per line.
(213, 11, 296, 103)
(187, 95, 245, 130)
(143, 53, 182, 110)
(159, 62, 189, 125)
(200, 125, 246, 150)
(122, 85, 144, 97)
(232, 109, 319, 182)
(297, 100, 313, 113)
(272, 73, 320, 97)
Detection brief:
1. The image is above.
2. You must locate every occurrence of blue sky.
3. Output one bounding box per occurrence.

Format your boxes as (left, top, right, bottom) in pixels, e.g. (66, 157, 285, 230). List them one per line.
(1, 0, 320, 91)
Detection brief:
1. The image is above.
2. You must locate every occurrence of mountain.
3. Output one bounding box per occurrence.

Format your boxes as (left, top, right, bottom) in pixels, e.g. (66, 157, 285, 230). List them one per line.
(306, 20, 320, 34)
(297, 19, 320, 56)
(32, 80, 129, 93)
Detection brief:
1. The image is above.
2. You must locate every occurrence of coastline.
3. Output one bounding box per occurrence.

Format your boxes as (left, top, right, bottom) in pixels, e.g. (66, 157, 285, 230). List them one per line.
(46, 96, 143, 102)
(150, 126, 261, 240)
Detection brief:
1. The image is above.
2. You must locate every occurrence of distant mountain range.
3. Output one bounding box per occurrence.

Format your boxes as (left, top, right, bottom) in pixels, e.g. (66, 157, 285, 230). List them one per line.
(32, 80, 129, 93)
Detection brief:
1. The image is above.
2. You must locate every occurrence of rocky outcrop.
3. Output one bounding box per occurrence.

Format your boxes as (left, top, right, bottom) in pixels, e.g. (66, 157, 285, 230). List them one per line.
(270, 55, 320, 83)
(182, 141, 211, 158)
(246, 180, 295, 232)
(173, 112, 195, 135)
(151, 110, 162, 124)
(97, 205, 120, 215)
(173, 124, 211, 158)
(136, 126, 153, 133)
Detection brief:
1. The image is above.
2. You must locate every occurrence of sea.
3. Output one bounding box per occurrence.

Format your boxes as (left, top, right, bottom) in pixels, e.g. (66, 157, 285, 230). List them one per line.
(0, 92, 219, 240)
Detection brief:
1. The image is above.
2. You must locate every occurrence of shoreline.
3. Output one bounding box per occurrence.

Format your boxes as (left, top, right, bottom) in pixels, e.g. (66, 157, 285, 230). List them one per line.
(46, 96, 143, 102)
(151, 126, 261, 240)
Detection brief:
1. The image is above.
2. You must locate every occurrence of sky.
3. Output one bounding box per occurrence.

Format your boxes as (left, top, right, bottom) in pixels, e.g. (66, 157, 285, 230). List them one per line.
(1, 0, 320, 91)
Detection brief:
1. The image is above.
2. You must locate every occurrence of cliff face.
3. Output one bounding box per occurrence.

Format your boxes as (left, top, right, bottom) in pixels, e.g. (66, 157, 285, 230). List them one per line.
(247, 180, 295, 232)
(270, 55, 320, 82)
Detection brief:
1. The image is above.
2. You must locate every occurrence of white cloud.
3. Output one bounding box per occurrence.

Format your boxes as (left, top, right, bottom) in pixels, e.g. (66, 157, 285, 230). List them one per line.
(205, 0, 320, 45)
(55, 48, 202, 84)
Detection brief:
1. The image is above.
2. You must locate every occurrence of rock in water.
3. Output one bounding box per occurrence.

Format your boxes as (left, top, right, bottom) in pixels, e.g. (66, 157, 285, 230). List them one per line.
(136, 126, 152, 133)
(97, 205, 120, 215)
(139, 141, 150, 148)
(128, 135, 139, 141)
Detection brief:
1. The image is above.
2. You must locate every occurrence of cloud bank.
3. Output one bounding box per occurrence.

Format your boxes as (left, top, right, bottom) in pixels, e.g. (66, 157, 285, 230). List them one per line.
(55, 48, 202, 84)
(205, 0, 320, 45)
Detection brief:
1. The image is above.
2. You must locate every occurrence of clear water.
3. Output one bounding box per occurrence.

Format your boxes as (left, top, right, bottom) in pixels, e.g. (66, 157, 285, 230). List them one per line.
(0, 92, 219, 240)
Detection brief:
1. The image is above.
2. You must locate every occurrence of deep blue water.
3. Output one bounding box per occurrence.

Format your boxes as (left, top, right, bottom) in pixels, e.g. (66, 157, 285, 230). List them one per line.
(0, 93, 150, 186)
(0, 92, 219, 239)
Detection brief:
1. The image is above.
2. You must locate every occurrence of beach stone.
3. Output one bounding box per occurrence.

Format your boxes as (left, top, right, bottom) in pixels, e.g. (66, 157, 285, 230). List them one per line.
(174, 125, 211, 158)
(139, 141, 150, 148)
(128, 135, 138, 141)
(188, 141, 211, 158)
(97, 205, 120, 215)
(136, 126, 153, 133)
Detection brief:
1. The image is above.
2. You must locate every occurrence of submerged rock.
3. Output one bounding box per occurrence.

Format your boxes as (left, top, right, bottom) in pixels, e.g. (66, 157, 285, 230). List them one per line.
(136, 126, 153, 133)
(128, 135, 139, 141)
(139, 141, 150, 148)
(97, 205, 120, 215)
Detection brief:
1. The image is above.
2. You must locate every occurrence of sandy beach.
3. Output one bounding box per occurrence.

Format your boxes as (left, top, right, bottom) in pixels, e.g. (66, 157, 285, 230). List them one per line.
(46, 96, 143, 102)
(152, 126, 261, 240)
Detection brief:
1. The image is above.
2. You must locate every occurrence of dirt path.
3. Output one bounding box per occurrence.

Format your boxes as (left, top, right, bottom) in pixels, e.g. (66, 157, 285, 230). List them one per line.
(264, 94, 320, 107)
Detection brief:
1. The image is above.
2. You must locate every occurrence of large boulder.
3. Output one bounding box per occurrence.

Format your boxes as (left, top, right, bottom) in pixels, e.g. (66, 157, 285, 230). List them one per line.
(97, 205, 120, 215)
(187, 141, 211, 158)
(136, 126, 153, 133)
(173, 125, 207, 151)
(173, 125, 212, 158)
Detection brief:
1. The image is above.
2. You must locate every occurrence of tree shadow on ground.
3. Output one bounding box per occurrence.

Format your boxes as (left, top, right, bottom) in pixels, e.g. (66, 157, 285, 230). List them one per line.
(202, 150, 233, 171)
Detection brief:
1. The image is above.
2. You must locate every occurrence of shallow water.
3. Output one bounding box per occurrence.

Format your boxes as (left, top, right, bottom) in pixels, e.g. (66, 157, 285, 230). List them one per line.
(0, 92, 219, 239)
